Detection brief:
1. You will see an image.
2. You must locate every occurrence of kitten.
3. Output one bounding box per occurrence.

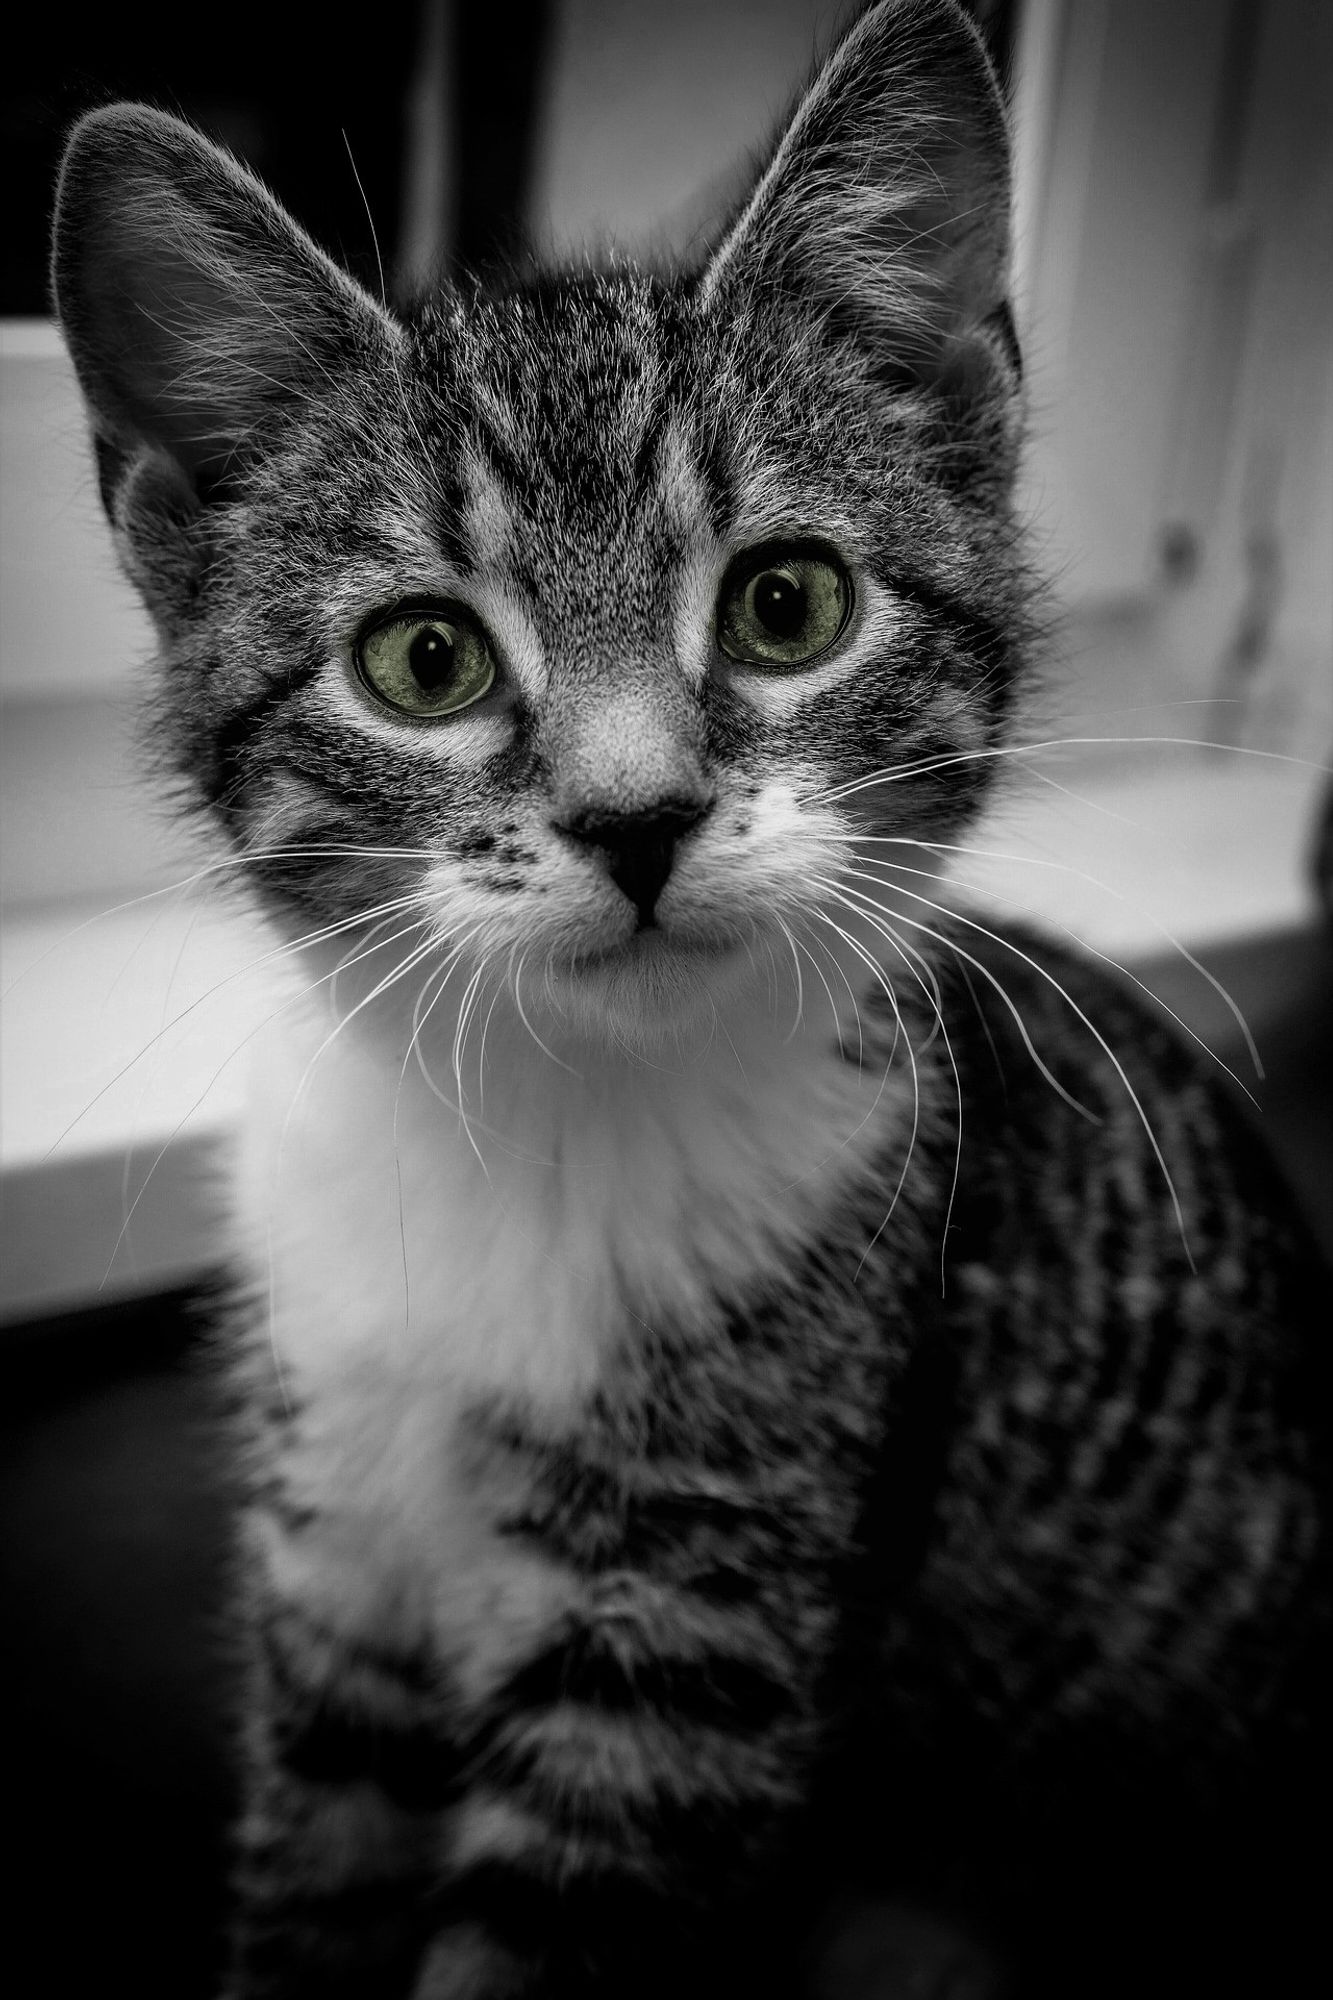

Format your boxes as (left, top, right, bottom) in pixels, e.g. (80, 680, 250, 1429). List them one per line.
(52, 3, 1328, 1996)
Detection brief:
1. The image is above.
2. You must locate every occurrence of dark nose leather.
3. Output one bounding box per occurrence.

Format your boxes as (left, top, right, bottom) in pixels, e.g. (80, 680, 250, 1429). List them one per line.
(557, 797, 712, 926)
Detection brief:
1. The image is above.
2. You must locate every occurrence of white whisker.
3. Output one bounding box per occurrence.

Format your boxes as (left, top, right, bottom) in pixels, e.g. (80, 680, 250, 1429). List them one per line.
(51, 892, 425, 1165)
(807, 907, 926, 1265)
(815, 870, 1096, 1124)
(792, 915, 864, 1066)
(850, 831, 1265, 1080)
(821, 869, 1197, 1269)
(809, 895, 963, 1286)
(100, 911, 432, 1305)
(809, 733, 1332, 809)
(851, 847, 1259, 1105)
(772, 912, 807, 1040)
(511, 946, 582, 1077)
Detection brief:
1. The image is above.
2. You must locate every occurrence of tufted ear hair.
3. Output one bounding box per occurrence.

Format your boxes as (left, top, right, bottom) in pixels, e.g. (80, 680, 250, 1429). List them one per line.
(700, 0, 1018, 393)
(52, 102, 399, 510)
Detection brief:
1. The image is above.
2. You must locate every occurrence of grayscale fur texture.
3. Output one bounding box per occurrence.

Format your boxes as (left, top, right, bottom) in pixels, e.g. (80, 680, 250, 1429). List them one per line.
(52, 4, 1330, 1996)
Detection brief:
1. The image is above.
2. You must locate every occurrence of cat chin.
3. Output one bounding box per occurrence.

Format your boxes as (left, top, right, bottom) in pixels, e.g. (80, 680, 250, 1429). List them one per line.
(542, 929, 754, 1045)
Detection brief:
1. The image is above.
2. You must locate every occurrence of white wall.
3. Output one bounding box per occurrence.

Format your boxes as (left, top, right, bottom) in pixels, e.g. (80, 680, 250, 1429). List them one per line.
(532, 0, 862, 257)
(1019, 0, 1333, 750)
(0, 321, 178, 912)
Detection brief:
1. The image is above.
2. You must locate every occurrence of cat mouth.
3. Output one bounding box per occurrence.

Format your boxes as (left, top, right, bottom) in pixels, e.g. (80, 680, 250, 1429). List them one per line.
(564, 926, 735, 974)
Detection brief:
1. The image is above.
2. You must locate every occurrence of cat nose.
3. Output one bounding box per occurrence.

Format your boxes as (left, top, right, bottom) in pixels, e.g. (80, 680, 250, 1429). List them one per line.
(556, 797, 712, 926)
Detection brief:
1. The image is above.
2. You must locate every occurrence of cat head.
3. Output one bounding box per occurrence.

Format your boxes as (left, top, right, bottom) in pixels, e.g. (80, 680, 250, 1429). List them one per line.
(53, 0, 1026, 1045)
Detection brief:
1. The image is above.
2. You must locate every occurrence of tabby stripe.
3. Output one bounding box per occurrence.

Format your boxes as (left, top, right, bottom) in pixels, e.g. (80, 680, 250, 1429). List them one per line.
(434, 1855, 664, 1957)
(471, 411, 536, 510)
(234, 1874, 433, 1926)
(464, 1707, 804, 1846)
(271, 1705, 457, 1809)
(259, 1493, 320, 1535)
(470, 1622, 792, 1731)
(1184, 1358, 1229, 1429)
(206, 661, 323, 806)
(447, 1797, 664, 1890)
(1088, 1172, 1138, 1407)
(906, 585, 1017, 686)
(260, 1606, 439, 1696)
(422, 463, 480, 576)
(1089, 1410, 1158, 1506)
(496, 1463, 802, 1581)
(627, 398, 673, 508)
(256, 1604, 454, 1809)
(647, 383, 737, 543)
(255, 752, 380, 815)
(230, 1877, 434, 2000)
(440, 1784, 777, 1911)
(1133, 1300, 1186, 1423)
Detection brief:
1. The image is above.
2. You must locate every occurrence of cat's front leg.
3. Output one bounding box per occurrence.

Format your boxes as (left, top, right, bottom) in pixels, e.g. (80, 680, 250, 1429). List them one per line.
(397, 1564, 823, 2000)
(225, 1529, 456, 2000)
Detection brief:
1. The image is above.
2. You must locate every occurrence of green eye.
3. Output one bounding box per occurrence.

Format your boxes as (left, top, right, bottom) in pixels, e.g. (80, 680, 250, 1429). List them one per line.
(355, 608, 496, 717)
(717, 548, 852, 668)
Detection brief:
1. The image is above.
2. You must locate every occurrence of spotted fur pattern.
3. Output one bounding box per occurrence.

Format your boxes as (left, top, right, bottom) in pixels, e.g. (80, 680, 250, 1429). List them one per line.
(52, 4, 1329, 1996)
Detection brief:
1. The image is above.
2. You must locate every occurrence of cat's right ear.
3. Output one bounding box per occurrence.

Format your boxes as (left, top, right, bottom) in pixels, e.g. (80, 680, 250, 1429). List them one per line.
(52, 104, 400, 518)
(699, 0, 1017, 402)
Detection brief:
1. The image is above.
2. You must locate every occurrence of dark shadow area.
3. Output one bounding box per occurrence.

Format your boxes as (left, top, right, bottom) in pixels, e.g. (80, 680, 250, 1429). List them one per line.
(3, 0, 552, 315)
(0, 1284, 237, 1999)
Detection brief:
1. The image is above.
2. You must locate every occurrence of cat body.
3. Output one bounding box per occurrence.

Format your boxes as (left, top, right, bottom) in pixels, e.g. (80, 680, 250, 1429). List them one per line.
(52, 3, 1328, 1994)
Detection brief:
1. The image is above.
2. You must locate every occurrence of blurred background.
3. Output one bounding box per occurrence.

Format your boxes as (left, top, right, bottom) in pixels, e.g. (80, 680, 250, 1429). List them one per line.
(1, 3, 1330, 1993)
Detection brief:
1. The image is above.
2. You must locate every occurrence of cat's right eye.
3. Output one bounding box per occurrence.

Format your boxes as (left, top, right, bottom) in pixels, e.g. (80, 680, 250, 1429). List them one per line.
(716, 546, 852, 669)
(355, 607, 496, 718)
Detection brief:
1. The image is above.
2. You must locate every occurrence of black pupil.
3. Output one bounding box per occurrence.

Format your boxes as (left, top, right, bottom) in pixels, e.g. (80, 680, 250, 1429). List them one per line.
(409, 625, 455, 692)
(752, 570, 807, 639)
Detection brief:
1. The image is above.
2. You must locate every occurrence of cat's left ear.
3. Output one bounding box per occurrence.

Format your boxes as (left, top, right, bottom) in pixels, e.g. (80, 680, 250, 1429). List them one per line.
(53, 103, 403, 625)
(53, 103, 401, 507)
(700, 0, 1018, 395)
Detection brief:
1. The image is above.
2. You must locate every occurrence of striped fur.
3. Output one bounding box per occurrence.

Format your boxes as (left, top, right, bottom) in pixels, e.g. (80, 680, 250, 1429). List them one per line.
(52, 4, 1328, 1995)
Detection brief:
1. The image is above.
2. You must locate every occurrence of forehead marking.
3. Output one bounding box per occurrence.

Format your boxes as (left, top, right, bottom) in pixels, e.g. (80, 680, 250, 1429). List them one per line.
(461, 449, 520, 571)
(655, 419, 725, 692)
(656, 417, 712, 543)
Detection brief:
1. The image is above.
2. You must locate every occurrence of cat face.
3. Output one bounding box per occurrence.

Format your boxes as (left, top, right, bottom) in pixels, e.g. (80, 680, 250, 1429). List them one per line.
(53, 0, 1025, 1041)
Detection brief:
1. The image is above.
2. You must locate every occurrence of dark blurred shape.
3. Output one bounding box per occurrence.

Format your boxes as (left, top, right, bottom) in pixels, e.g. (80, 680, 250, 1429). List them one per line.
(452, 0, 552, 275)
(4, 0, 551, 313)
(1314, 771, 1333, 932)
(1159, 520, 1202, 586)
(4, 0, 422, 310)
(1211, 523, 1283, 743)
(0, 1283, 236, 1999)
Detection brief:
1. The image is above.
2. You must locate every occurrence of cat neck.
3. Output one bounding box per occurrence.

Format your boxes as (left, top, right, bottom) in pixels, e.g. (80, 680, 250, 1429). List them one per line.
(237, 912, 928, 1412)
(262, 905, 916, 1170)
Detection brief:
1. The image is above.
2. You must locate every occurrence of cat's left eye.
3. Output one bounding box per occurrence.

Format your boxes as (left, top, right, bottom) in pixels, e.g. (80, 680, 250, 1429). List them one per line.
(355, 607, 496, 717)
(717, 547, 852, 668)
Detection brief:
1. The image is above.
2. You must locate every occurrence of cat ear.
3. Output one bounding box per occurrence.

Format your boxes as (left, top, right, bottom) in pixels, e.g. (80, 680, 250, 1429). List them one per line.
(700, 0, 1017, 390)
(52, 103, 400, 506)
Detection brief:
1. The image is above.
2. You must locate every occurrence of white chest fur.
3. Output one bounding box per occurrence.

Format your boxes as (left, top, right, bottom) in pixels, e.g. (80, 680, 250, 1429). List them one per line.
(230, 933, 910, 1662)
(236, 945, 902, 1413)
